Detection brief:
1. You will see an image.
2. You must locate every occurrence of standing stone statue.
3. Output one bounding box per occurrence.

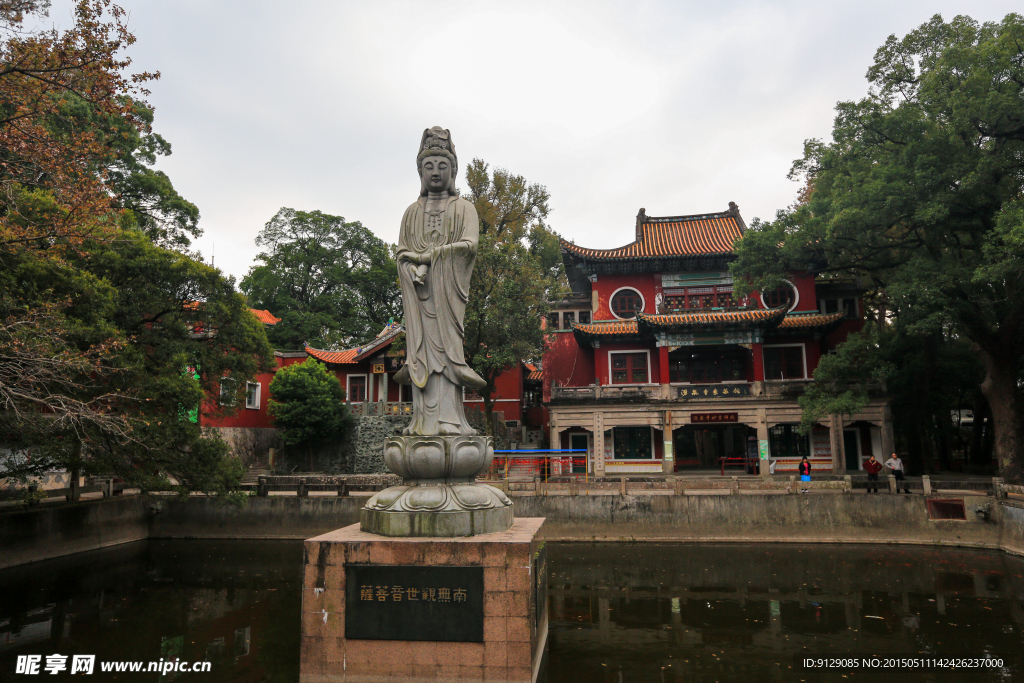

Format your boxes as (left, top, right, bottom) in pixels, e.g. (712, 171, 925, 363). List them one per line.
(361, 127, 513, 537)
(394, 127, 486, 435)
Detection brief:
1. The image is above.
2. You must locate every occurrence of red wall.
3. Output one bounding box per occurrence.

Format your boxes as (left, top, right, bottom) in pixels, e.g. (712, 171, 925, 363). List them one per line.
(591, 272, 659, 320)
(465, 364, 524, 422)
(543, 332, 595, 401)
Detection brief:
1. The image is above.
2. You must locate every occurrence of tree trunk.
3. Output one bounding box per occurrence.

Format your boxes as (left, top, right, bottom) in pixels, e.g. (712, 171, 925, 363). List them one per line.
(977, 345, 1024, 481)
(482, 395, 494, 438)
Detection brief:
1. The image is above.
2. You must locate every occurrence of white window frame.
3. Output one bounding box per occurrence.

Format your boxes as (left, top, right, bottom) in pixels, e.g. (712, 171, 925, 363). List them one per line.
(245, 381, 260, 410)
(760, 279, 799, 312)
(346, 374, 369, 403)
(609, 287, 646, 320)
(608, 349, 652, 385)
(462, 386, 484, 402)
(761, 343, 807, 381)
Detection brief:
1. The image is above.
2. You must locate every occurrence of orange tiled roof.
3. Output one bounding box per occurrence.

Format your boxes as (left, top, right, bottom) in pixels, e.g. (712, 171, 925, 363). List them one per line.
(778, 312, 845, 328)
(526, 370, 543, 381)
(353, 323, 405, 361)
(250, 309, 281, 325)
(570, 320, 639, 336)
(562, 210, 743, 260)
(637, 308, 787, 326)
(304, 345, 358, 364)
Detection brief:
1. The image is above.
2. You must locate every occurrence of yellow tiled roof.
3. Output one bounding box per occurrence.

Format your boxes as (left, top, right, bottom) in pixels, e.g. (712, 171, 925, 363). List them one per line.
(570, 320, 639, 336)
(637, 308, 787, 326)
(561, 211, 743, 260)
(778, 312, 845, 328)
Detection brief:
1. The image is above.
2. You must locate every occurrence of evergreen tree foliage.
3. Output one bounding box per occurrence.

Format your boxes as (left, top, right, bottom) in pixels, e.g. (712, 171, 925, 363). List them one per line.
(267, 359, 352, 471)
(733, 14, 1024, 478)
(463, 159, 566, 433)
(241, 208, 401, 350)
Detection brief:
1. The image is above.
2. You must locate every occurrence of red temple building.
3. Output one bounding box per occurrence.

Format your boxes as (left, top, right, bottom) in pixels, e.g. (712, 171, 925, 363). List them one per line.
(543, 204, 892, 475)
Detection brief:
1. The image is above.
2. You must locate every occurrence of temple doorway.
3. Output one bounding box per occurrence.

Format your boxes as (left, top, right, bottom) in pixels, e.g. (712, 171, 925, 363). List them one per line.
(673, 425, 755, 470)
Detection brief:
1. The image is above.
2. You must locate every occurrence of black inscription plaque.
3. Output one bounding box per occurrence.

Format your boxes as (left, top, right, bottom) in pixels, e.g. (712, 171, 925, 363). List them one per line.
(345, 565, 484, 642)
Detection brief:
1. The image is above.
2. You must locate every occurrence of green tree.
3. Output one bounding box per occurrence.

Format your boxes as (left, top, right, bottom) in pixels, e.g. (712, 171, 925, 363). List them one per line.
(268, 359, 352, 471)
(463, 159, 565, 433)
(240, 208, 401, 350)
(732, 14, 1024, 478)
(1, 231, 275, 495)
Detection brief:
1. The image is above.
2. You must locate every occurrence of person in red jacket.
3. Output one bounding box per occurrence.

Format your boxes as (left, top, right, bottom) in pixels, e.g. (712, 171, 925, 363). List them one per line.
(864, 454, 883, 493)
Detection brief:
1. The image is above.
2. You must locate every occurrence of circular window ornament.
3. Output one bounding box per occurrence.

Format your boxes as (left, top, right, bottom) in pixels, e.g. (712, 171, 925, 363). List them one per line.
(610, 287, 645, 319)
(760, 280, 799, 312)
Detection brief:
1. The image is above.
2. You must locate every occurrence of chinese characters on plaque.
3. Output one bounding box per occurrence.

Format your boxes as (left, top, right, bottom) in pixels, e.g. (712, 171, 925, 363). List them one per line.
(346, 565, 484, 642)
(690, 412, 739, 423)
(677, 384, 750, 399)
(359, 585, 469, 603)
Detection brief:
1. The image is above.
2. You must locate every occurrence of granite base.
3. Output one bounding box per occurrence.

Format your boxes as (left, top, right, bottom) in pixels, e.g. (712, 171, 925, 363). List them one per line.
(300, 518, 547, 683)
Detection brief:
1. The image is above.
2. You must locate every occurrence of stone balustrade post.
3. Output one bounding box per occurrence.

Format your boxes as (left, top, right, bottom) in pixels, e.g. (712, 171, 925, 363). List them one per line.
(730, 476, 739, 495)
(297, 479, 308, 497)
(992, 477, 1005, 499)
(922, 475, 932, 495)
(887, 474, 897, 494)
(257, 476, 268, 497)
(844, 475, 852, 493)
(620, 476, 627, 496)
(788, 476, 797, 494)
(337, 480, 348, 497)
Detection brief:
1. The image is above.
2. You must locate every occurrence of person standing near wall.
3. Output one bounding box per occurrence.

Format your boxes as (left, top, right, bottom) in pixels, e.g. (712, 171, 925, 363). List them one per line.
(864, 454, 882, 494)
(799, 455, 812, 494)
(885, 453, 911, 494)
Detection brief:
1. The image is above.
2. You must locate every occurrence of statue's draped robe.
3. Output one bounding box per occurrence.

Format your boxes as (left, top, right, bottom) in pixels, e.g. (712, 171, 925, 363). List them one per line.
(396, 195, 486, 435)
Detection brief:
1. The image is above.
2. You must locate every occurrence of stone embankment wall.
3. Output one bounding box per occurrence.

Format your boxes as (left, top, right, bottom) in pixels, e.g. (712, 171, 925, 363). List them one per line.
(0, 496, 150, 569)
(3, 494, 1023, 569)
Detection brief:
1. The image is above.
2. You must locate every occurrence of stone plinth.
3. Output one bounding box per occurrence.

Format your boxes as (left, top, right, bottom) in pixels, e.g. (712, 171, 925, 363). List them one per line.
(361, 435, 514, 537)
(300, 518, 547, 683)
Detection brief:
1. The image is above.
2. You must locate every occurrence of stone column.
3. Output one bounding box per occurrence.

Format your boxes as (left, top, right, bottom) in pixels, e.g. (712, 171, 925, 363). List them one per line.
(662, 410, 674, 474)
(756, 407, 770, 477)
(593, 412, 605, 476)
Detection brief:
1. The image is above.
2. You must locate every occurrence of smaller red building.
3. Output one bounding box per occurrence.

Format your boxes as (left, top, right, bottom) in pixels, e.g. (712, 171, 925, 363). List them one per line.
(202, 316, 540, 457)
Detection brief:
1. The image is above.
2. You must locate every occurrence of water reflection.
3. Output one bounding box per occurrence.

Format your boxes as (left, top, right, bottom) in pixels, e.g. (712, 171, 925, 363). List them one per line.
(2, 541, 1023, 682)
(546, 544, 1024, 682)
(0, 541, 301, 682)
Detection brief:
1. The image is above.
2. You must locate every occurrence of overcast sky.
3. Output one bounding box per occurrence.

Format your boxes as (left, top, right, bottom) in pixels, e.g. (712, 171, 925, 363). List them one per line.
(43, 1, 1023, 283)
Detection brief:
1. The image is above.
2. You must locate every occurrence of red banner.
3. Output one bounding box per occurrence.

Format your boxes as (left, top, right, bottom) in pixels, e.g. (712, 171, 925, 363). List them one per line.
(690, 412, 738, 423)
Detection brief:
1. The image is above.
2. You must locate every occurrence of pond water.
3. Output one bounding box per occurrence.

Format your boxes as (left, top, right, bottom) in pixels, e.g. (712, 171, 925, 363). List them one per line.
(1, 540, 1022, 682)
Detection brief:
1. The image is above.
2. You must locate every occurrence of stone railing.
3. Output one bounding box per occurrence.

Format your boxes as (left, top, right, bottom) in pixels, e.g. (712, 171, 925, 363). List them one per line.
(347, 401, 412, 417)
(761, 379, 814, 397)
(551, 385, 660, 402)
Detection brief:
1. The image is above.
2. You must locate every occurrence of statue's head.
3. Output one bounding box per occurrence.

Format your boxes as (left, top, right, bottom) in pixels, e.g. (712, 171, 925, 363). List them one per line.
(417, 126, 458, 196)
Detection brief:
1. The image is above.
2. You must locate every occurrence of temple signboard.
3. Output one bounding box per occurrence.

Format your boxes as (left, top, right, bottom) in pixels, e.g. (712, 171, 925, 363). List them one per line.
(690, 412, 739, 424)
(345, 565, 484, 642)
(677, 384, 750, 399)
